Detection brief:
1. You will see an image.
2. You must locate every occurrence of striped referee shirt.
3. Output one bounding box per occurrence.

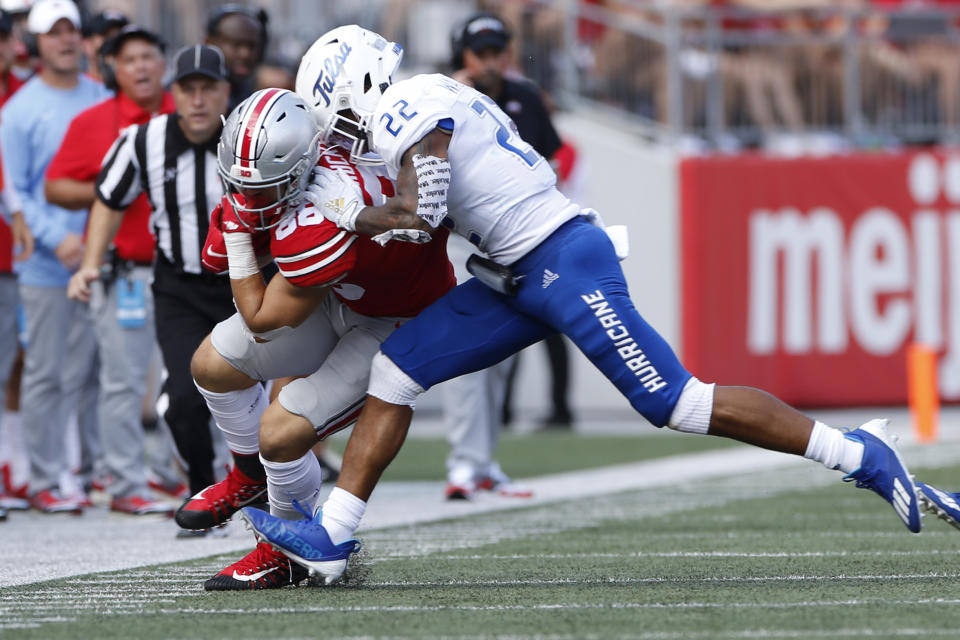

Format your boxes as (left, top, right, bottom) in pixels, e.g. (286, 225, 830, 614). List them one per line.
(96, 114, 222, 275)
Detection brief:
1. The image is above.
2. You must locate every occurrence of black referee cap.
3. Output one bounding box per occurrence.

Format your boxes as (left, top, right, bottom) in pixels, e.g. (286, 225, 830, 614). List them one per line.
(462, 13, 510, 53)
(173, 44, 228, 83)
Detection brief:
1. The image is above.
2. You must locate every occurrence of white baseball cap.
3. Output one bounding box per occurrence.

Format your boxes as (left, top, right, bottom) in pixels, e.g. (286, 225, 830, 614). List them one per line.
(27, 0, 80, 35)
(0, 0, 33, 14)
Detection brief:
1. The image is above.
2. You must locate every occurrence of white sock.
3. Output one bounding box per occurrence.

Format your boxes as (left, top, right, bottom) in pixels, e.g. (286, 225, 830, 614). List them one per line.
(194, 382, 266, 455)
(261, 453, 324, 521)
(804, 420, 864, 474)
(321, 487, 366, 545)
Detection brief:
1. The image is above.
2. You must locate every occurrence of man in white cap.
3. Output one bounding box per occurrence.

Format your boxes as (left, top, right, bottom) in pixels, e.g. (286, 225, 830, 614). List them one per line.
(0, 0, 109, 512)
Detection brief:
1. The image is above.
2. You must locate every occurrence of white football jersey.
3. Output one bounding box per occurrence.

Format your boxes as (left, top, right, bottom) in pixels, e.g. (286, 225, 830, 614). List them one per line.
(372, 74, 581, 265)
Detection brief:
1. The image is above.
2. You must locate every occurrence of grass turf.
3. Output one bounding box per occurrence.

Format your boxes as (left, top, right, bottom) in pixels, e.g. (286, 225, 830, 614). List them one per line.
(332, 429, 745, 481)
(6, 462, 960, 639)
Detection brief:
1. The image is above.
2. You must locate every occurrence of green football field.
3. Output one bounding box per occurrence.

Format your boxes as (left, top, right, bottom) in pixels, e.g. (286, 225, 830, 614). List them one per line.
(4, 433, 960, 640)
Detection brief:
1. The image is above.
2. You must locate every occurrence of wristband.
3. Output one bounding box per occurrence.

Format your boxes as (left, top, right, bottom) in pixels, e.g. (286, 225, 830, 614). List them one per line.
(224, 233, 260, 279)
(412, 154, 449, 228)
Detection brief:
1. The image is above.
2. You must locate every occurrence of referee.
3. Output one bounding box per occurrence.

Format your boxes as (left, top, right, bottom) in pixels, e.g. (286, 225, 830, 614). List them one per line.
(68, 45, 233, 529)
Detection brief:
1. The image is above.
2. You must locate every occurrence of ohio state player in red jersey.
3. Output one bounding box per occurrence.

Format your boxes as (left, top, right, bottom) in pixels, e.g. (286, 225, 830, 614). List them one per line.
(271, 149, 449, 319)
(178, 89, 453, 590)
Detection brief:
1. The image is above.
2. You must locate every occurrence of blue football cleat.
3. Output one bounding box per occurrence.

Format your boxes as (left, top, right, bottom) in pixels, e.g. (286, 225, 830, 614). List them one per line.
(842, 419, 921, 533)
(916, 482, 960, 531)
(240, 501, 360, 585)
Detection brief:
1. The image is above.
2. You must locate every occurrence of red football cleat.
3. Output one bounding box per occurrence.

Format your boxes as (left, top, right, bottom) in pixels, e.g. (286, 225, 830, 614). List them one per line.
(174, 466, 266, 530)
(204, 542, 308, 590)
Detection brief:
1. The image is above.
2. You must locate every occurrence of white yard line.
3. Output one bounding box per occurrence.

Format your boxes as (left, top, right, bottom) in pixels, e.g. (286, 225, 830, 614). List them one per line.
(3, 440, 960, 589)
(313, 632, 960, 640)
(411, 550, 958, 560)
(43, 597, 960, 615)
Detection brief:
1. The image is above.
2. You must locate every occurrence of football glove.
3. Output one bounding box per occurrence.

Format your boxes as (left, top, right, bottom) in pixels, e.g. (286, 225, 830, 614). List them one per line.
(304, 166, 364, 232)
(371, 228, 432, 246)
(202, 199, 271, 275)
(581, 208, 629, 261)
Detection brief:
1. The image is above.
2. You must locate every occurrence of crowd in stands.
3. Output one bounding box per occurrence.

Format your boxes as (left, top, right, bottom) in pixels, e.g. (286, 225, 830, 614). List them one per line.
(468, 0, 960, 151)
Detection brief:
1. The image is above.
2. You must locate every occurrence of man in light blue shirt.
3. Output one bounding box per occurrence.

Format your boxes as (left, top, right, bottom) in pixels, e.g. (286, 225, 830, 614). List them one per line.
(0, 0, 109, 513)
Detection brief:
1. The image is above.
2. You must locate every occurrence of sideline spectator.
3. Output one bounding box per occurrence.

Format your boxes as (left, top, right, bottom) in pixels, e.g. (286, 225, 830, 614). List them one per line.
(2, 0, 37, 81)
(455, 12, 573, 430)
(205, 4, 268, 111)
(69, 45, 234, 535)
(254, 54, 294, 91)
(80, 10, 127, 84)
(716, 1, 806, 139)
(50, 25, 175, 515)
(0, 6, 28, 521)
(439, 12, 565, 502)
(0, 0, 109, 513)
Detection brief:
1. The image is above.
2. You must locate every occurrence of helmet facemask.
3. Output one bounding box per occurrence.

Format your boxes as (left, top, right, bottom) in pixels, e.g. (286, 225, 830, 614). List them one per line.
(326, 108, 378, 165)
(220, 154, 312, 231)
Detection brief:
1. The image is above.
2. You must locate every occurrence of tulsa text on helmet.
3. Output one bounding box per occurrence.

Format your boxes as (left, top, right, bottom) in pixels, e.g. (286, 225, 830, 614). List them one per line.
(312, 42, 352, 109)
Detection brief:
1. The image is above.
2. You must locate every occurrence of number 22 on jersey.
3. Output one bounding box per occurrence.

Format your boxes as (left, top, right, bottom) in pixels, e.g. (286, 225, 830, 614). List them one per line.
(379, 99, 419, 137)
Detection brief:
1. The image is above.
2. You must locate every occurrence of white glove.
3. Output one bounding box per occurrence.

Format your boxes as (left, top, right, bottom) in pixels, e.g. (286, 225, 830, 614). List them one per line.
(304, 167, 364, 231)
(605, 225, 630, 261)
(581, 207, 606, 228)
(371, 228, 432, 246)
(581, 208, 629, 261)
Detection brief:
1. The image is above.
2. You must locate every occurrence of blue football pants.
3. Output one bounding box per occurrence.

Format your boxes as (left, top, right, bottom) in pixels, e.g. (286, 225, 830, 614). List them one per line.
(381, 217, 692, 427)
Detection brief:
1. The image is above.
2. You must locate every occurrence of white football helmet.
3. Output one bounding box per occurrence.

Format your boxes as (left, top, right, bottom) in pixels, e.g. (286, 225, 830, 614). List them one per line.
(295, 25, 403, 165)
(218, 88, 323, 230)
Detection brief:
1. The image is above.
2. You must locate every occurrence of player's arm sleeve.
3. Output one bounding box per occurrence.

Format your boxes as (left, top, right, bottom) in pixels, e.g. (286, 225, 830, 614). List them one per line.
(0, 104, 66, 251)
(94, 126, 143, 210)
(350, 127, 451, 242)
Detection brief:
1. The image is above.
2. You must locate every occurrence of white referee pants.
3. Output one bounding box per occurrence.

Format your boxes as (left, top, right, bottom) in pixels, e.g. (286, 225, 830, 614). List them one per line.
(442, 354, 515, 475)
(441, 234, 515, 477)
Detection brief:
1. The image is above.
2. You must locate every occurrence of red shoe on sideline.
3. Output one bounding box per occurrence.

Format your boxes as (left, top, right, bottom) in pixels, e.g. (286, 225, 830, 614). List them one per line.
(30, 489, 83, 514)
(175, 466, 266, 530)
(111, 495, 175, 516)
(148, 477, 189, 500)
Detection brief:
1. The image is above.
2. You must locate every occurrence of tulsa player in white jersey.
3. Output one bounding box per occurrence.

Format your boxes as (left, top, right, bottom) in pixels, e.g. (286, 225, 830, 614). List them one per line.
(241, 26, 959, 585)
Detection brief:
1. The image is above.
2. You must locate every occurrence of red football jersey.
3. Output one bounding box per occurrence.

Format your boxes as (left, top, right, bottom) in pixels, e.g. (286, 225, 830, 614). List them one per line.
(270, 147, 455, 317)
